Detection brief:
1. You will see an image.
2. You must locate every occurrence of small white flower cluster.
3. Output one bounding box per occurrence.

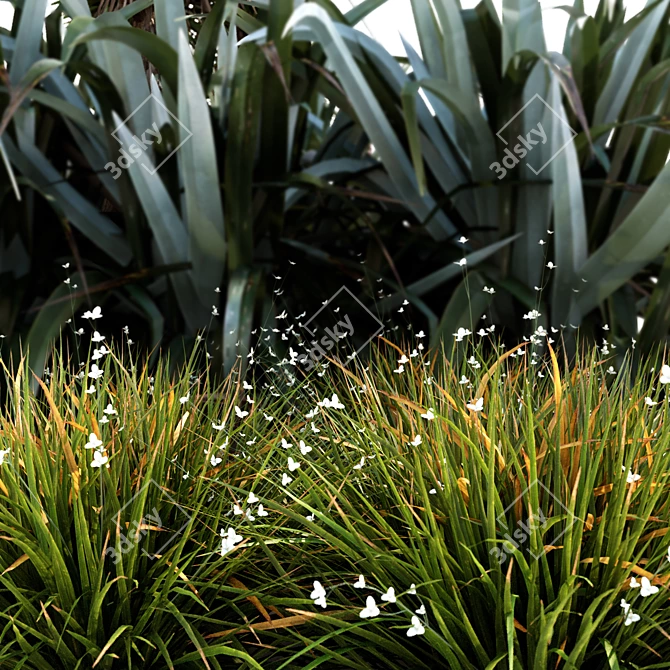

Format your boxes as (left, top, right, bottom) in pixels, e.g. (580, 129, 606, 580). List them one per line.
(620, 573, 662, 626)
(85, 432, 109, 469)
(309, 578, 426, 637)
(317, 393, 345, 409)
(220, 527, 243, 556)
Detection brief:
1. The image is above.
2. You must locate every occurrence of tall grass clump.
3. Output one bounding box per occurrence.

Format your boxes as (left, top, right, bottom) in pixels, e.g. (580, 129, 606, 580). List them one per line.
(0, 337, 669, 668)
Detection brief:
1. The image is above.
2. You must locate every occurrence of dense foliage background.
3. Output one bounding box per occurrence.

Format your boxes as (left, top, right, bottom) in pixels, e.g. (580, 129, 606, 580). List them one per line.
(1, 0, 670, 373)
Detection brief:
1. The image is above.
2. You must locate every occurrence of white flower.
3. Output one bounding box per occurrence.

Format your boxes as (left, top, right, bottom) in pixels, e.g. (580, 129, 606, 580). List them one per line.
(359, 596, 380, 618)
(393, 365, 405, 374)
(212, 421, 226, 431)
(620, 598, 630, 612)
(91, 331, 105, 343)
(483, 286, 495, 294)
(353, 456, 365, 470)
(88, 364, 104, 380)
(645, 397, 657, 406)
(354, 575, 365, 589)
(220, 527, 243, 556)
(82, 306, 102, 320)
(103, 403, 117, 415)
(630, 577, 640, 589)
(523, 310, 541, 320)
(459, 375, 469, 385)
(467, 398, 484, 412)
(257, 504, 268, 517)
(416, 330, 425, 338)
(407, 616, 425, 637)
(640, 576, 659, 597)
(247, 492, 259, 504)
(317, 394, 345, 409)
(287, 457, 300, 472)
(409, 435, 422, 447)
(91, 450, 109, 468)
(624, 609, 641, 626)
(546, 261, 556, 269)
(210, 454, 222, 467)
(660, 365, 670, 384)
(454, 258, 467, 267)
(85, 433, 103, 450)
(85, 385, 96, 395)
(0, 449, 10, 465)
(625, 468, 640, 484)
(381, 587, 396, 603)
(457, 236, 468, 244)
(453, 327, 471, 341)
(408, 584, 417, 595)
(299, 440, 312, 455)
(310, 581, 327, 608)
(180, 393, 189, 404)
(235, 405, 249, 418)
(282, 473, 292, 486)
(91, 346, 109, 361)
(415, 604, 426, 615)
(421, 408, 434, 420)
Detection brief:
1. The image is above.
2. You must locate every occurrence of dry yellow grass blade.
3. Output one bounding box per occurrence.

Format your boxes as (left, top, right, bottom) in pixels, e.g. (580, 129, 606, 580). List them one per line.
(229, 577, 272, 622)
(1, 553, 29, 576)
(173, 411, 190, 443)
(33, 373, 80, 494)
(470, 341, 527, 401)
(593, 483, 613, 496)
(204, 608, 350, 639)
(457, 477, 470, 504)
(535, 440, 605, 465)
(639, 528, 669, 542)
(580, 557, 667, 583)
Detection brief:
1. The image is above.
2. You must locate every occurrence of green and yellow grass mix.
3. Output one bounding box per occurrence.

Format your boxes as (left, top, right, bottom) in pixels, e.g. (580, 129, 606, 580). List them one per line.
(0, 342, 669, 669)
